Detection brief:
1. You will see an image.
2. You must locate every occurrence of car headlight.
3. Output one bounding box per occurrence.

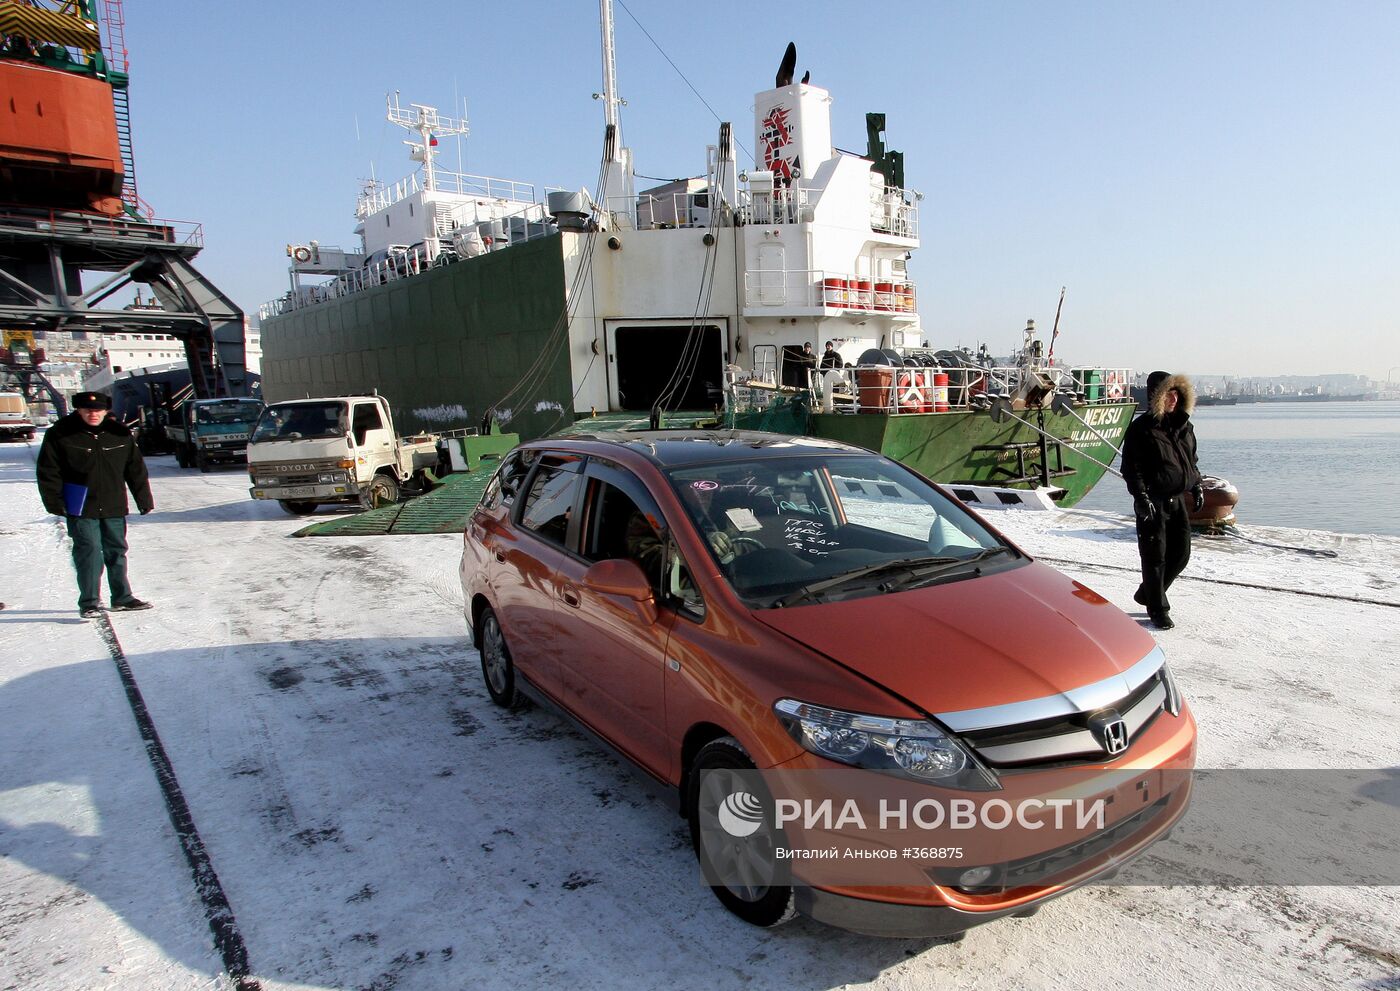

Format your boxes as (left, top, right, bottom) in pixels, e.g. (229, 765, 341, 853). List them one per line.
(255, 476, 277, 486)
(318, 472, 343, 483)
(774, 698, 1000, 790)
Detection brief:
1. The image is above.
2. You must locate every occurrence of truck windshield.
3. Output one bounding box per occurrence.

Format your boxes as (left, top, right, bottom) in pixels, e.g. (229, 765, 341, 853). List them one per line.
(195, 400, 265, 425)
(252, 402, 348, 442)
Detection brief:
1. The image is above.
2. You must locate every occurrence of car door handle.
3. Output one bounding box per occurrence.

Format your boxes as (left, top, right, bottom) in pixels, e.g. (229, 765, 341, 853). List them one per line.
(560, 584, 581, 608)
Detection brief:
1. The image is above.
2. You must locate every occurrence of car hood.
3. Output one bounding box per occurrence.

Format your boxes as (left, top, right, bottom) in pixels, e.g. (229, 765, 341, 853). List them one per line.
(754, 560, 1159, 720)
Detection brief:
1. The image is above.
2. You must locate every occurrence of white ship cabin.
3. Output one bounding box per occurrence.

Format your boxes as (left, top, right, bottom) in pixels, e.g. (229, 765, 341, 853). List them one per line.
(563, 76, 925, 416)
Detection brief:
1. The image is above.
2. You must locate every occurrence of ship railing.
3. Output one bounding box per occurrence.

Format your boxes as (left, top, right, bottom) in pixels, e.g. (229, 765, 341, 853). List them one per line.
(604, 192, 714, 230)
(356, 168, 540, 219)
(804, 364, 978, 414)
(444, 200, 556, 252)
(869, 185, 920, 239)
(742, 185, 814, 226)
(743, 269, 917, 313)
(0, 205, 204, 247)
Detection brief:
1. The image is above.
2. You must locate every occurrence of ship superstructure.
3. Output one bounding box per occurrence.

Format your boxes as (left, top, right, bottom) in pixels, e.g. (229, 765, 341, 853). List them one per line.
(260, 4, 1132, 505)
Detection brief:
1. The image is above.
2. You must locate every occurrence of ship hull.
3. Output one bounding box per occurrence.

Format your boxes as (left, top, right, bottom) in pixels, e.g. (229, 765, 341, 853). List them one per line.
(731, 400, 1133, 508)
(260, 236, 571, 439)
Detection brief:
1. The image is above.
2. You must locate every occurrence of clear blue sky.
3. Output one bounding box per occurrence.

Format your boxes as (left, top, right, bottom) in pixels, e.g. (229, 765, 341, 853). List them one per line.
(123, 1, 1400, 382)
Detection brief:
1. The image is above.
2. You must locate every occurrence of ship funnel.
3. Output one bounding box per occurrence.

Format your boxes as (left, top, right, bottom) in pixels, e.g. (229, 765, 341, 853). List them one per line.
(753, 82, 833, 184)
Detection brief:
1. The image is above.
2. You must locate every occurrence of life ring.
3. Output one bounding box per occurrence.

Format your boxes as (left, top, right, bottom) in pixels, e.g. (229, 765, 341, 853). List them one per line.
(1105, 370, 1125, 400)
(292, 246, 312, 263)
(896, 371, 924, 412)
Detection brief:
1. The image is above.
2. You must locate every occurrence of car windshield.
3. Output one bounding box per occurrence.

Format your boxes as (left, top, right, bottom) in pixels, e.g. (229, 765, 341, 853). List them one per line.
(251, 402, 348, 442)
(666, 454, 1017, 608)
(195, 400, 264, 425)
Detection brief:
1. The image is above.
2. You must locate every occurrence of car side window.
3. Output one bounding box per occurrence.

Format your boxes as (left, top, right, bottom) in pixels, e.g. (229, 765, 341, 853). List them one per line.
(481, 450, 534, 512)
(582, 479, 666, 591)
(663, 540, 705, 621)
(580, 464, 705, 620)
(519, 457, 582, 546)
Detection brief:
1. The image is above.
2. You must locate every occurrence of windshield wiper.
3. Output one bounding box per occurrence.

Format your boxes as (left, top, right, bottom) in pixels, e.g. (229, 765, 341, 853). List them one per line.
(772, 556, 961, 608)
(772, 547, 1014, 607)
(889, 545, 1015, 591)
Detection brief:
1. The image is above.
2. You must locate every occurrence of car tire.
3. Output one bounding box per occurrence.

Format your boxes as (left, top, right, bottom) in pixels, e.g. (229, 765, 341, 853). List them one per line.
(479, 608, 523, 709)
(279, 500, 318, 516)
(361, 473, 399, 510)
(196, 450, 210, 472)
(688, 737, 796, 928)
(176, 445, 189, 468)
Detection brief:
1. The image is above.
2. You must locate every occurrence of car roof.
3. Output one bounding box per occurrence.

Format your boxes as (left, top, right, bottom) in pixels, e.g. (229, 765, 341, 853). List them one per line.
(527, 430, 871, 467)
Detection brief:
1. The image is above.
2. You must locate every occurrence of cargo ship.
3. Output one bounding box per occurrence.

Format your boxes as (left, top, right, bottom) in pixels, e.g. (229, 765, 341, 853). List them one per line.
(258, 9, 1134, 507)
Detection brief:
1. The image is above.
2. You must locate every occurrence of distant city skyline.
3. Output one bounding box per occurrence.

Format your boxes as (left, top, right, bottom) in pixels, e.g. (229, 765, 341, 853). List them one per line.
(120, 1, 1398, 381)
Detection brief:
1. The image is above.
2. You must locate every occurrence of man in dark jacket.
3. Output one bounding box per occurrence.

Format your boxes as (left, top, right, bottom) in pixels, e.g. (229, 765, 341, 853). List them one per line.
(1120, 371, 1203, 630)
(36, 392, 155, 619)
(819, 341, 844, 370)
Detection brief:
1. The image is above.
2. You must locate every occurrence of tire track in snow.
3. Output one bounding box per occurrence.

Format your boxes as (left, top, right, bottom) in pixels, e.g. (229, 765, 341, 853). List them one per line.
(92, 612, 260, 991)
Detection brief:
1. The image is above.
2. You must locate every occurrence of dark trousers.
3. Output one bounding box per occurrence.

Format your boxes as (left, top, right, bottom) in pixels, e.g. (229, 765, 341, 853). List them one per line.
(1135, 495, 1191, 614)
(66, 516, 133, 610)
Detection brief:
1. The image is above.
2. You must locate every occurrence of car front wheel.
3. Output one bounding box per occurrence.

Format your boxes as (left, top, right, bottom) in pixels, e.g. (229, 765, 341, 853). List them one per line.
(688, 737, 795, 928)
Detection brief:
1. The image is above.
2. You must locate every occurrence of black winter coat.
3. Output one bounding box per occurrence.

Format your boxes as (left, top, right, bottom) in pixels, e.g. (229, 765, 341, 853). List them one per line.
(36, 413, 154, 518)
(1121, 408, 1201, 500)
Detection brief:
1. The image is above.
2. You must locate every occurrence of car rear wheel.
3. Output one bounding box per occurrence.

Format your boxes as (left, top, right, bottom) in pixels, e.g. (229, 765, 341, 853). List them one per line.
(688, 737, 795, 928)
(479, 608, 523, 709)
(279, 500, 318, 516)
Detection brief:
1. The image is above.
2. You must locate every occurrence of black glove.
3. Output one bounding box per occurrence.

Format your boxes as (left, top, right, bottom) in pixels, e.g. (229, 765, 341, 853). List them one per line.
(1190, 484, 1205, 513)
(1133, 494, 1157, 523)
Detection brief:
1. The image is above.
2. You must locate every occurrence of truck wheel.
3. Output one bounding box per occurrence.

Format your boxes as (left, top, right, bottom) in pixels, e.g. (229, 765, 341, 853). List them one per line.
(279, 500, 318, 516)
(361, 474, 399, 510)
(175, 445, 188, 468)
(196, 450, 210, 473)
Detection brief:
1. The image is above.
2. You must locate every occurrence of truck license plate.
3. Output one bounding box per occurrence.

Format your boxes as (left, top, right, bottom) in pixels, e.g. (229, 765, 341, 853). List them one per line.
(278, 485, 316, 497)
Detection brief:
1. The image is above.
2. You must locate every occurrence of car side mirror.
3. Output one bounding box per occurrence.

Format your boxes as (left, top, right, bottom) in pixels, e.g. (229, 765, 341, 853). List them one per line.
(583, 557, 655, 602)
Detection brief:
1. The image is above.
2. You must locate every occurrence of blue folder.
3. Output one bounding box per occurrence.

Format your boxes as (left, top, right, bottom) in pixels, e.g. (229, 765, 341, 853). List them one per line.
(62, 482, 88, 516)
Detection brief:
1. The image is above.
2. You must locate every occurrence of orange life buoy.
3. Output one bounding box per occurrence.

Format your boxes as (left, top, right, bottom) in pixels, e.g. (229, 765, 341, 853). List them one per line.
(292, 246, 312, 263)
(897, 371, 923, 411)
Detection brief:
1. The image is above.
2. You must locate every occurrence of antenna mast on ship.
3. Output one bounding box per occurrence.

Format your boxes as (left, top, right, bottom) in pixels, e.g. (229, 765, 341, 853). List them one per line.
(593, 0, 635, 225)
(385, 93, 470, 193)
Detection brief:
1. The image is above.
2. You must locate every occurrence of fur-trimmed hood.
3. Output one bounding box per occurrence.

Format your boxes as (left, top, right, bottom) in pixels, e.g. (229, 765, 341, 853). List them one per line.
(1150, 374, 1196, 418)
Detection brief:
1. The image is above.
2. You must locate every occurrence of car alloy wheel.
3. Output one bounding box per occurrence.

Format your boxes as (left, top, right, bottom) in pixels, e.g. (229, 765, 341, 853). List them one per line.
(479, 608, 522, 709)
(688, 737, 795, 927)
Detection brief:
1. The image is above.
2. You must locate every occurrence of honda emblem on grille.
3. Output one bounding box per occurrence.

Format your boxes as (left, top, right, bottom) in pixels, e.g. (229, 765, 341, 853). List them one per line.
(1088, 710, 1131, 755)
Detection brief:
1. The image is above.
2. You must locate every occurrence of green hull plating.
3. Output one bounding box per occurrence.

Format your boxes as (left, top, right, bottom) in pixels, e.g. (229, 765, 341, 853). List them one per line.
(729, 396, 1133, 508)
(808, 404, 1133, 507)
(260, 236, 571, 439)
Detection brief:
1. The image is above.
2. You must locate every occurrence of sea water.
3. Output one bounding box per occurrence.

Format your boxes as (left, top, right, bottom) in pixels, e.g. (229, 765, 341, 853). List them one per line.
(1073, 400, 1400, 537)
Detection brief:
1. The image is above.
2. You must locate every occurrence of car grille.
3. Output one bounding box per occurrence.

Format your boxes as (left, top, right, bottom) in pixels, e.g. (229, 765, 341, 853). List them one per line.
(960, 671, 1168, 768)
(934, 794, 1172, 894)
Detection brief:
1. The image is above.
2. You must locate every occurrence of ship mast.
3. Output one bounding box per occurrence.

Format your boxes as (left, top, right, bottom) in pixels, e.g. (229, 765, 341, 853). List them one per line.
(593, 0, 634, 226)
(598, 0, 621, 132)
(385, 94, 469, 194)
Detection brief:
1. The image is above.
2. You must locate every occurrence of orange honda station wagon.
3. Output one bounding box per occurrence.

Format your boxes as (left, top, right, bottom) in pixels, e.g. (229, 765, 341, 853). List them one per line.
(459, 431, 1196, 937)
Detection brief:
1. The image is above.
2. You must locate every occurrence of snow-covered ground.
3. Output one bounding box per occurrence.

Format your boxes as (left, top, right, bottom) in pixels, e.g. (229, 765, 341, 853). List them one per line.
(1, 439, 1397, 991)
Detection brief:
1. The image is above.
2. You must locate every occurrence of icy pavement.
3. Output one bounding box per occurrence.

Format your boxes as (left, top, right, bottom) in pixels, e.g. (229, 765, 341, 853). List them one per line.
(1, 439, 1397, 991)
